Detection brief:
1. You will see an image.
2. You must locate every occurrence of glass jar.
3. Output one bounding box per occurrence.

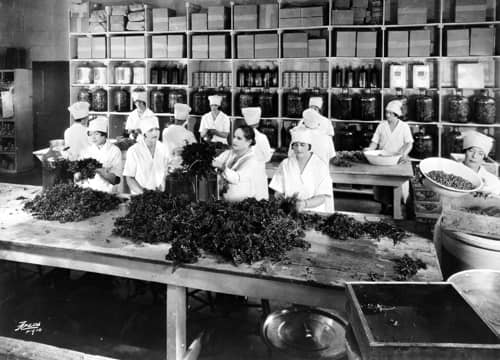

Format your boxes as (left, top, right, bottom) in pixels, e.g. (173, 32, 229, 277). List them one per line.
(338, 88, 352, 120)
(114, 88, 130, 112)
(410, 126, 434, 159)
(415, 88, 434, 123)
(191, 87, 209, 115)
(257, 89, 277, 117)
(167, 88, 186, 113)
(474, 89, 496, 124)
(150, 89, 165, 113)
(360, 89, 377, 121)
(258, 120, 278, 148)
(284, 88, 304, 118)
(77, 88, 92, 106)
(238, 88, 255, 116)
(448, 89, 470, 123)
(443, 127, 463, 157)
(91, 88, 107, 112)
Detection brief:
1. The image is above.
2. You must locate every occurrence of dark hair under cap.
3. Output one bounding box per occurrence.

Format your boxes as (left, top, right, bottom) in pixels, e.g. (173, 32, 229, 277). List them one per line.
(235, 125, 256, 146)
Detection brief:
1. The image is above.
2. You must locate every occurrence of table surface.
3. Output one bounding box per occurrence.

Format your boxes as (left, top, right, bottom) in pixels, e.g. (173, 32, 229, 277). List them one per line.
(0, 183, 441, 359)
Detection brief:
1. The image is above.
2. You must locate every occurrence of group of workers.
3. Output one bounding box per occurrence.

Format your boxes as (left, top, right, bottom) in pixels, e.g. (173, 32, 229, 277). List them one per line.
(64, 90, 500, 214)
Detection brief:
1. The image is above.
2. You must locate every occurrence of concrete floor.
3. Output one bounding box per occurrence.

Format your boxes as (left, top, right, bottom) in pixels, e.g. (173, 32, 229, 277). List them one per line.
(0, 166, 433, 359)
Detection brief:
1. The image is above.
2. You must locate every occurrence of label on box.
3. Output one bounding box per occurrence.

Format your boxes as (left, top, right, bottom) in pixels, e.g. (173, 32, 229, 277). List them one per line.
(389, 64, 407, 88)
(412, 64, 430, 88)
(456, 63, 485, 89)
(309, 73, 317, 88)
(289, 73, 297, 87)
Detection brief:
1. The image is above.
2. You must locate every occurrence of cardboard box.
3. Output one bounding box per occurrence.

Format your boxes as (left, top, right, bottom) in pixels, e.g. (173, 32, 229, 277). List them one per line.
(283, 32, 308, 58)
(352, 0, 369, 7)
(301, 17, 324, 27)
(125, 36, 144, 58)
(110, 36, 125, 58)
(255, 33, 278, 58)
(332, 10, 354, 25)
(456, 63, 485, 89)
(151, 35, 167, 58)
(234, 5, 258, 29)
(77, 37, 91, 58)
(191, 13, 207, 30)
(152, 8, 175, 31)
(397, 0, 427, 24)
(334, 0, 351, 9)
(455, 0, 486, 22)
(356, 31, 377, 57)
(280, 18, 302, 28)
(446, 29, 469, 56)
(237, 34, 254, 59)
(169, 16, 186, 31)
(209, 35, 227, 59)
(409, 29, 431, 57)
(336, 31, 356, 56)
(389, 64, 407, 88)
(91, 36, 106, 58)
(353, 7, 366, 24)
(301, 6, 324, 18)
(191, 35, 208, 59)
(470, 27, 495, 56)
(167, 34, 184, 58)
(308, 39, 326, 57)
(412, 64, 430, 88)
(208, 6, 229, 30)
(280, 7, 301, 18)
(109, 15, 125, 32)
(387, 31, 408, 57)
(110, 5, 128, 16)
(259, 4, 278, 29)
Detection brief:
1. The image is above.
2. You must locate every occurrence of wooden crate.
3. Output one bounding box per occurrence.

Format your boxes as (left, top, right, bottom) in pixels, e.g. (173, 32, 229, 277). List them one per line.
(441, 194, 500, 240)
(346, 282, 500, 360)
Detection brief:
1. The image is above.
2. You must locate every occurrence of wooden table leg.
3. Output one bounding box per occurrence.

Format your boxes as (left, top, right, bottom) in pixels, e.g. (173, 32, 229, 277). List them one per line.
(393, 186, 403, 220)
(166, 285, 187, 360)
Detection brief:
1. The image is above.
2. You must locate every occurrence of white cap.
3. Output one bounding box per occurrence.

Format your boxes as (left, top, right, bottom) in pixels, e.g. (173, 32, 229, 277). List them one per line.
(174, 103, 191, 120)
(132, 90, 147, 103)
(88, 116, 108, 133)
(385, 100, 403, 117)
(302, 108, 321, 129)
(68, 101, 90, 120)
(309, 96, 323, 109)
(140, 115, 160, 134)
(242, 107, 261, 127)
(290, 126, 312, 145)
(462, 130, 493, 155)
(208, 95, 222, 106)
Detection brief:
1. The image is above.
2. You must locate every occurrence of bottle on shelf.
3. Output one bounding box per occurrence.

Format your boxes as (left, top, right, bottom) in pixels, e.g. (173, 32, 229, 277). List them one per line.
(284, 88, 304, 118)
(448, 89, 470, 123)
(238, 88, 255, 116)
(360, 89, 377, 121)
(263, 67, 271, 88)
(360, 125, 375, 149)
(115, 65, 132, 85)
(150, 88, 166, 113)
(443, 127, 463, 157)
(410, 126, 434, 159)
(132, 63, 145, 85)
(338, 88, 353, 120)
(114, 88, 130, 112)
(415, 88, 434, 123)
(238, 65, 247, 87)
(258, 120, 278, 148)
(161, 67, 169, 85)
(245, 65, 254, 88)
(270, 65, 278, 88)
(344, 66, 354, 88)
(254, 66, 263, 88)
(151, 65, 160, 84)
(170, 64, 179, 85)
(280, 120, 295, 151)
(91, 88, 107, 112)
(167, 88, 186, 113)
(257, 88, 277, 117)
(77, 88, 92, 106)
(368, 64, 379, 88)
(336, 126, 356, 151)
(358, 66, 367, 89)
(191, 87, 209, 115)
(333, 65, 342, 88)
(75, 64, 92, 84)
(178, 64, 187, 85)
(474, 89, 496, 124)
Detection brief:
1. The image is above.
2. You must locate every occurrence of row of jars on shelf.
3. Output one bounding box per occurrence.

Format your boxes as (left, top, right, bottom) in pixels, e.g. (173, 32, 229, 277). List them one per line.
(237, 65, 279, 88)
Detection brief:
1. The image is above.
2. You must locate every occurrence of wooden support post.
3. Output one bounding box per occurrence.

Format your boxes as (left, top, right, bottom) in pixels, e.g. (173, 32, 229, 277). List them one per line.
(166, 285, 187, 360)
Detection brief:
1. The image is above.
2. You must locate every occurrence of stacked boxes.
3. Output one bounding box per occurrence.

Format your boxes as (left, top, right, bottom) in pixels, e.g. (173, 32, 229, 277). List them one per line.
(191, 13, 208, 30)
(167, 35, 185, 58)
(192, 35, 208, 59)
(237, 35, 254, 58)
(446, 29, 469, 56)
(89, 9, 107, 33)
(409, 30, 431, 57)
(152, 8, 175, 31)
(255, 34, 278, 58)
(455, 0, 487, 22)
(208, 6, 229, 30)
(387, 31, 409, 57)
(110, 6, 129, 32)
(333, 0, 377, 25)
(259, 4, 278, 29)
(169, 16, 186, 31)
(209, 35, 228, 59)
(280, 8, 301, 28)
(234, 5, 258, 29)
(397, 0, 427, 25)
(283, 32, 308, 58)
(126, 5, 146, 31)
(332, 10, 354, 25)
(280, 6, 324, 27)
(151, 35, 167, 58)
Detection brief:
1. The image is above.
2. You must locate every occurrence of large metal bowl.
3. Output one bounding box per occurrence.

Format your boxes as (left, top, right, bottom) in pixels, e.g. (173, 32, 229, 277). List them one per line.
(419, 157, 482, 198)
(363, 150, 400, 166)
(262, 306, 347, 359)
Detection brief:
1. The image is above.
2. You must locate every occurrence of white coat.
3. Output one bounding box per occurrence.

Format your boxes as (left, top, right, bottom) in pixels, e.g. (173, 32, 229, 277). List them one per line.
(297, 111, 334, 136)
(123, 140, 169, 194)
(162, 124, 197, 157)
(64, 123, 90, 161)
(288, 126, 336, 164)
(215, 149, 263, 202)
(478, 166, 500, 195)
(270, 153, 334, 213)
(78, 140, 122, 193)
(253, 129, 272, 200)
(200, 111, 230, 144)
(125, 108, 155, 132)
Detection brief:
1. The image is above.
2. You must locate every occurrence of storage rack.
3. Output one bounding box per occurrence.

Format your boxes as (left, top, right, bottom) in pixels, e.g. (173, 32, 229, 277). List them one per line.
(68, 0, 500, 163)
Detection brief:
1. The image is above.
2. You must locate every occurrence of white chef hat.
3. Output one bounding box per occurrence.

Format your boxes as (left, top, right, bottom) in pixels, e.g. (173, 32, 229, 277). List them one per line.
(290, 126, 312, 146)
(68, 101, 90, 120)
(302, 108, 321, 129)
(309, 96, 323, 109)
(462, 130, 493, 155)
(174, 103, 191, 120)
(242, 107, 261, 127)
(140, 115, 159, 134)
(132, 90, 147, 103)
(385, 100, 403, 117)
(88, 116, 108, 133)
(208, 95, 222, 106)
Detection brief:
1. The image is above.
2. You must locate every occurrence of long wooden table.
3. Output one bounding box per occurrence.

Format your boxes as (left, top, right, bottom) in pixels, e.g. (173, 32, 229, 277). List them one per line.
(267, 160, 414, 220)
(0, 183, 440, 359)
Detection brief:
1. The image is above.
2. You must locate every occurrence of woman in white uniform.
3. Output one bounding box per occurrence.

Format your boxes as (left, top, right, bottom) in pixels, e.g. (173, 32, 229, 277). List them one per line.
(162, 103, 197, 171)
(364, 100, 414, 214)
(199, 95, 230, 144)
(212, 125, 263, 202)
(76, 116, 122, 193)
(270, 127, 334, 213)
(242, 107, 271, 200)
(65, 101, 91, 160)
(123, 115, 169, 194)
(297, 96, 334, 137)
(125, 89, 155, 140)
(292, 108, 336, 164)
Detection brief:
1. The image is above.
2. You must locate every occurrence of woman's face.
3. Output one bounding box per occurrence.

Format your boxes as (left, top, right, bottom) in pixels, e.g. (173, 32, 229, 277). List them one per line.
(210, 104, 219, 112)
(232, 128, 251, 152)
(385, 110, 398, 122)
(464, 146, 485, 171)
(144, 128, 160, 142)
(88, 131, 106, 146)
(291, 142, 310, 156)
(135, 101, 146, 111)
